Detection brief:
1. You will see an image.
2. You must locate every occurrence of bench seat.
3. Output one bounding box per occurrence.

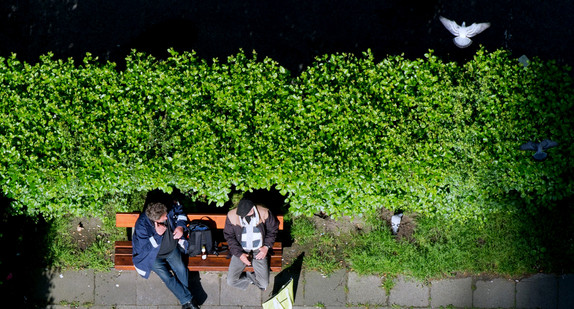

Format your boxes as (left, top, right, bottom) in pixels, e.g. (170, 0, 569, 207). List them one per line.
(114, 212, 284, 272)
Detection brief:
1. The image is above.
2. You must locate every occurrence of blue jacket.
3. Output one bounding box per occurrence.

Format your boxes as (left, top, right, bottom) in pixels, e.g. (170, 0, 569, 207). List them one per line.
(132, 202, 188, 278)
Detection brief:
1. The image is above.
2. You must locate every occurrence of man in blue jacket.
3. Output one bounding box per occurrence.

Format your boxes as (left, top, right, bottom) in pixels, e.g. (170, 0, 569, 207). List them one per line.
(132, 201, 199, 309)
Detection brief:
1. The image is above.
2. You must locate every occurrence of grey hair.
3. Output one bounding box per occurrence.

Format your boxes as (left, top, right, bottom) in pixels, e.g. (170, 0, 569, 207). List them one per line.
(145, 202, 167, 221)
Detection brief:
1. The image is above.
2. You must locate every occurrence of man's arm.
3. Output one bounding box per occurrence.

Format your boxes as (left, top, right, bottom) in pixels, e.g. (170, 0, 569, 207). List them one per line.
(255, 210, 279, 260)
(173, 201, 188, 230)
(263, 211, 279, 247)
(223, 216, 244, 257)
(133, 215, 161, 255)
(171, 201, 187, 239)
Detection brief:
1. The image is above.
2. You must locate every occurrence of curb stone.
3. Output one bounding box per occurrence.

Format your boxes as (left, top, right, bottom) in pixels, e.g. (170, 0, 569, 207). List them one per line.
(35, 269, 574, 308)
(388, 275, 429, 307)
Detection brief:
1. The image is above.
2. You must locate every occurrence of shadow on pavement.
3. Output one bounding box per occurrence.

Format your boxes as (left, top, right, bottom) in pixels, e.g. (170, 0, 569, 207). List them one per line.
(269, 252, 304, 301)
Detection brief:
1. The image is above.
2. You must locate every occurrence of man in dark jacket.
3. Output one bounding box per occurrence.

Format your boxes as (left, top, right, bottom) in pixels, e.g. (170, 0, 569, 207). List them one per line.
(223, 199, 279, 291)
(132, 201, 199, 309)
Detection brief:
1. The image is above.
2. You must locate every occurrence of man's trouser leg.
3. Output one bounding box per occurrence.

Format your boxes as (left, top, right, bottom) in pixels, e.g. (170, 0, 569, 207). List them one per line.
(152, 248, 192, 305)
(227, 255, 251, 290)
(251, 249, 269, 290)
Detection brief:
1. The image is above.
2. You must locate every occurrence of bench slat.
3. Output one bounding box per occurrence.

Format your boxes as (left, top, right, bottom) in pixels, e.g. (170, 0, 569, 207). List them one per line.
(116, 212, 284, 230)
(115, 240, 283, 251)
(114, 252, 283, 272)
(115, 247, 282, 257)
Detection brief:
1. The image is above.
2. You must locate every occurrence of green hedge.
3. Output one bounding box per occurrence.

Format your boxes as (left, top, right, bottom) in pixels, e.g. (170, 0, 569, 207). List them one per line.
(1, 48, 572, 220)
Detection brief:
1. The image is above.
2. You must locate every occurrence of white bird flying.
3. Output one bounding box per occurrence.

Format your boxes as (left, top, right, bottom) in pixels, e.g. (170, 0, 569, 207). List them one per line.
(519, 140, 559, 161)
(439, 16, 491, 48)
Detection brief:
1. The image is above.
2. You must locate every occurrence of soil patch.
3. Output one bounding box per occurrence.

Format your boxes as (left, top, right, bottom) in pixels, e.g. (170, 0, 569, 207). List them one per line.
(68, 217, 104, 251)
(309, 213, 373, 236)
(379, 208, 416, 242)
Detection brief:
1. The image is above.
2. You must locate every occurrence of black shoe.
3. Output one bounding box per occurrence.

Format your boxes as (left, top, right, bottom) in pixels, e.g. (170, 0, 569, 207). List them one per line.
(182, 298, 200, 309)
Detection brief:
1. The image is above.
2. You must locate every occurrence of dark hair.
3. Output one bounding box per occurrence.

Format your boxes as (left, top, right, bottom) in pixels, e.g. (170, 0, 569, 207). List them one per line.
(145, 202, 167, 221)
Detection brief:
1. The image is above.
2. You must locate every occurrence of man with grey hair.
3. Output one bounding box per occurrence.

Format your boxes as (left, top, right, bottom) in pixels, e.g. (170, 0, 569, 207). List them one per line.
(133, 201, 199, 309)
(223, 199, 279, 291)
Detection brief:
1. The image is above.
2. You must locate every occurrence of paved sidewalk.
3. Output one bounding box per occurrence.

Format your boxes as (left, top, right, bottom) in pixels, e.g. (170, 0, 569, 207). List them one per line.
(33, 267, 573, 309)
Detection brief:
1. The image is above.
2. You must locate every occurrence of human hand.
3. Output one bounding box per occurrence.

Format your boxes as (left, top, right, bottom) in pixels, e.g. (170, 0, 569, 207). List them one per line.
(155, 221, 167, 235)
(255, 246, 268, 260)
(173, 226, 184, 239)
(239, 253, 252, 266)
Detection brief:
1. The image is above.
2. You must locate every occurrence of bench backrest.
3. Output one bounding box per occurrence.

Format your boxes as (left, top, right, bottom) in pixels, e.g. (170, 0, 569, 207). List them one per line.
(116, 212, 284, 230)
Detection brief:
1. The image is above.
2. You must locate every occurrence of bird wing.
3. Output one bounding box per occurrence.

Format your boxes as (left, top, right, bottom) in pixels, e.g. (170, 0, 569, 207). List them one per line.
(540, 140, 558, 150)
(519, 141, 538, 151)
(439, 16, 460, 36)
(464, 22, 491, 38)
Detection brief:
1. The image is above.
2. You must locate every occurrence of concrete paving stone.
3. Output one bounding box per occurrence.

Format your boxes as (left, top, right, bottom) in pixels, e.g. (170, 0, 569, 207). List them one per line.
(116, 306, 157, 309)
(46, 306, 72, 309)
(30, 270, 54, 304)
(558, 274, 574, 309)
(388, 275, 429, 307)
(95, 270, 138, 306)
(325, 306, 367, 309)
(430, 277, 472, 308)
(48, 269, 95, 304)
(194, 272, 221, 306)
(293, 275, 305, 306)
(200, 307, 241, 309)
(292, 307, 381, 309)
(89, 306, 119, 309)
(516, 273, 557, 309)
(346, 272, 387, 305)
(262, 273, 278, 303)
(157, 306, 183, 309)
(269, 262, 305, 306)
(302, 270, 347, 306)
(473, 278, 515, 308)
(280, 271, 305, 306)
(219, 273, 262, 305)
(136, 272, 180, 306)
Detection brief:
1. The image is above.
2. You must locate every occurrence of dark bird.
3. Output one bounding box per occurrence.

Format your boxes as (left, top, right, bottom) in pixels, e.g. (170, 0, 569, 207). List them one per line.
(439, 16, 491, 48)
(519, 140, 558, 161)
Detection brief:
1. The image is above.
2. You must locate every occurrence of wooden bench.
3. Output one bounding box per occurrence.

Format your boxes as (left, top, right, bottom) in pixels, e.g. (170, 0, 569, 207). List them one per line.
(114, 212, 284, 272)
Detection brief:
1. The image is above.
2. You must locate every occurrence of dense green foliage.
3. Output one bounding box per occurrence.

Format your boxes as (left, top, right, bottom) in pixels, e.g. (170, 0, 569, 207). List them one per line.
(1, 48, 572, 220)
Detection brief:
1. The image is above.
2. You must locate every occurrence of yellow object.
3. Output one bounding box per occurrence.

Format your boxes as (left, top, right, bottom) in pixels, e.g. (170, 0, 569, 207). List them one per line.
(262, 278, 294, 309)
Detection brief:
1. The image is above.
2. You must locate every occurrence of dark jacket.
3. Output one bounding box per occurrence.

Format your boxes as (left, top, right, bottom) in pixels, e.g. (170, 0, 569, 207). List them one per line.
(223, 205, 279, 258)
(132, 202, 188, 278)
